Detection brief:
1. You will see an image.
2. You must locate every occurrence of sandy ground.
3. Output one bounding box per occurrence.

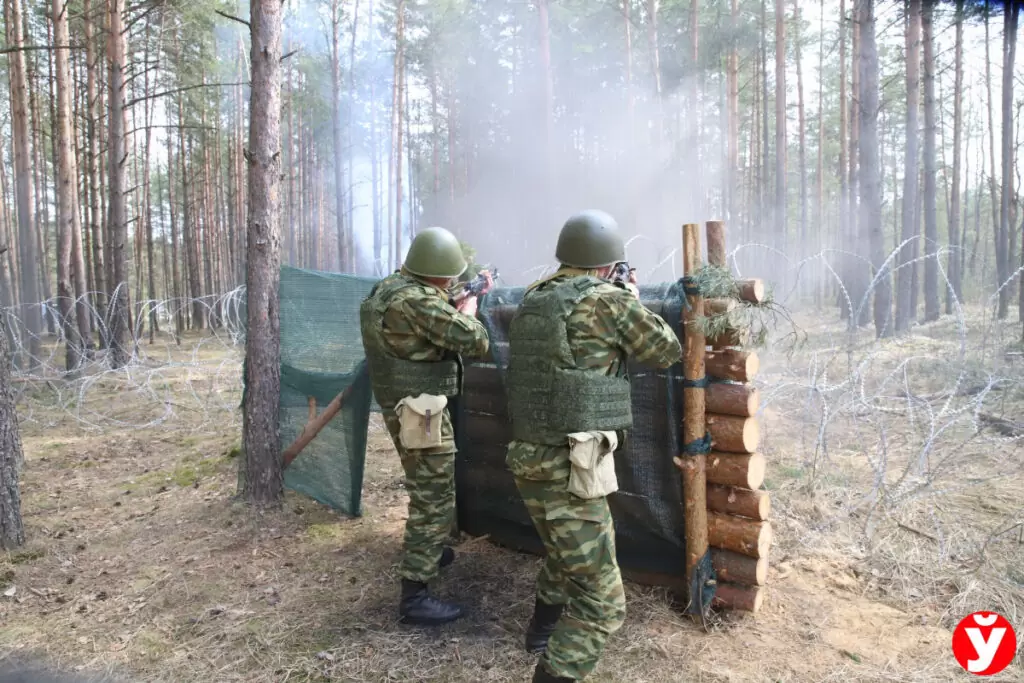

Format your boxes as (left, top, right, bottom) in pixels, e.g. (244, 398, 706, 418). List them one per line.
(0, 318, 1021, 682)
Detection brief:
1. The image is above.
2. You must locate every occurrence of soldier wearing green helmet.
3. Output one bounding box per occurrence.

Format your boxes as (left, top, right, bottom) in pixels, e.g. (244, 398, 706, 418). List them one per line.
(359, 226, 493, 626)
(505, 211, 682, 682)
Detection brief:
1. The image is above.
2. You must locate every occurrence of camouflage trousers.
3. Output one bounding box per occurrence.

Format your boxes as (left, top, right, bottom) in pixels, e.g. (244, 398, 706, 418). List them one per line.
(383, 407, 457, 584)
(514, 474, 627, 681)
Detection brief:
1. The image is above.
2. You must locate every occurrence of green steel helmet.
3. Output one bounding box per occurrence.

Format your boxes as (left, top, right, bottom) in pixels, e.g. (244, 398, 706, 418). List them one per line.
(403, 226, 468, 279)
(554, 210, 626, 268)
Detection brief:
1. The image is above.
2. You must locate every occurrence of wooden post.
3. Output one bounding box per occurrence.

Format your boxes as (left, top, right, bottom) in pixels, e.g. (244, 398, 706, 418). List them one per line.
(680, 223, 709, 609)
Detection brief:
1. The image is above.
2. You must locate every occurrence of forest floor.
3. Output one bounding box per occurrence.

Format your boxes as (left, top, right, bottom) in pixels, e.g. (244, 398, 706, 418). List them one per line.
(1, 309, 1023, 682)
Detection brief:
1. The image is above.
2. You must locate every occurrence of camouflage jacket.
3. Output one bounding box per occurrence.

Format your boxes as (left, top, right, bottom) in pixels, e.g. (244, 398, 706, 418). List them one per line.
(375, 270, 490, 362)
(359, 270, 489, 408)
(506, 267, 682, 481)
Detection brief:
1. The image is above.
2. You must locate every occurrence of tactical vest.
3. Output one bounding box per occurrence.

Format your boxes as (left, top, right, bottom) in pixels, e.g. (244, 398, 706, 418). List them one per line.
(359, 274, 462, 409)
(506, 276, 633, 446)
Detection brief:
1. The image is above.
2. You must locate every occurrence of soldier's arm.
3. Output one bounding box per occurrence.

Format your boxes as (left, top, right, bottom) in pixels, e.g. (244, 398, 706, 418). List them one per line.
(400, 295, 490, 358)
(600, 287, 682, 368)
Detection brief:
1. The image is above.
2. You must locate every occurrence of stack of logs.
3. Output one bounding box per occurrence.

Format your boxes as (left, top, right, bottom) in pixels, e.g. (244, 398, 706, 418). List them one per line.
(676, 221, 771, 614)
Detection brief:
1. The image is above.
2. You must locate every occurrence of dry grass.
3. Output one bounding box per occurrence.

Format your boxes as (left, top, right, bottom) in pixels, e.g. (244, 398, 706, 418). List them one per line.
(0, 319, 1022, 682)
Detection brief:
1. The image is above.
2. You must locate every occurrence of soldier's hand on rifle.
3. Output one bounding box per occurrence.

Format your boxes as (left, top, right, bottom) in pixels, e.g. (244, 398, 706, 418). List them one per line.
(477, 269, 494, 295)
(456, 294, 479, 317)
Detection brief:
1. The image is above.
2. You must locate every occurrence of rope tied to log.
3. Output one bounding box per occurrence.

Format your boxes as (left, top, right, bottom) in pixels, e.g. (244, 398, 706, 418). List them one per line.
(681, 376, 710, 389)
(685, 549, 717, 626)
(681, 431, 712, 457)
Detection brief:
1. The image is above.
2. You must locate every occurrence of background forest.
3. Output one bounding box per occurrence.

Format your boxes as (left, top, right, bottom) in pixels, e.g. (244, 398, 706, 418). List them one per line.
(0, 0, 1021, 367)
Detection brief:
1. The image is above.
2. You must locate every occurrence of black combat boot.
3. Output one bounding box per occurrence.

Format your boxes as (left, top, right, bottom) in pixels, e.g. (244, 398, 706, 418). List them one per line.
(532, 661, 575, 682)
(524, 599, 564, 653)
(399, 579, 463, 626)
(439, 546, 455, 569)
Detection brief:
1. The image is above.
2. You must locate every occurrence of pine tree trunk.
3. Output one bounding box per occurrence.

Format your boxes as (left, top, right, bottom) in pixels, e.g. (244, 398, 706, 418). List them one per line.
(760, 0, 770, 238)
(857, 0, 889, 337)
(625, 0, 636, 147)
(106, 0, 132, 367)
(815, 0, 825, 307)
(0, 312, 25, 549)
(346, 0, 360, 271)
(648, 0, 663, 145)
(921, 1, 939, 322)
(837, 0, 849, 319)
(83, 0, 107, 342)
(896, 0, 921, 332)
(167, 128, 183, 340)
(774, 0, 786, 257)
(34, 39, 57, 339)
(1004, 3, 1020, 324)
(53, 0, 85, 371)
(5, 0, 42, 368)
(331, 0, 348, 273)
(947, 0, 964, 314)
(393, 0, 406, 268)
(793, 0, 807, 295)
(241, 0, 284, 507)
(728, 0, 739, 223)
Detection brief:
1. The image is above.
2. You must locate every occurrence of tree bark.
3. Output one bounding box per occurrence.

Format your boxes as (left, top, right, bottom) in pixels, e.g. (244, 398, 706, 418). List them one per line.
(647, 0, 663, 145)
(774, 0, 787, 255)
(728, 0, 739, 223)
(857, 0, 888, 338)
(106, 0, 131, 367)
(1001, 1, 1020, 321)
(947, 0, 964, 314)
(793, 0, 807, 286)
(921, 0, 939, 322)
(837, 0, 849, 320)
(4, 0, 42, 368)
(83, 0, 107, 343)
(242, 0, 285, 507)
(896, 0, 921, 333)
(394, 0, 406, 267)
(53, 0, 85, 371)
(0, 313, 24, 549)
(331, 0, 349, 272)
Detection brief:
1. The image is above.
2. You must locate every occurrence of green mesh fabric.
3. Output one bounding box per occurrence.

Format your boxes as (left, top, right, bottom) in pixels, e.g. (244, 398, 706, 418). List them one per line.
(277, 266, 377, 516)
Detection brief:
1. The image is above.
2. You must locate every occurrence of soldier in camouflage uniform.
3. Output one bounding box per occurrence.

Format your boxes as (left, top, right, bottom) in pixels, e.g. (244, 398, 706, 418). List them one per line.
(359, 227, 492, 626)
(505, 210, 682, 682)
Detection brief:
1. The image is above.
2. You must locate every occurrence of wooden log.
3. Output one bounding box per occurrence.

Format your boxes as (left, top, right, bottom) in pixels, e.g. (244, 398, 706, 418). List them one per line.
(707, 511, 771, 558)
(712, 582, 764, 612)
(705, 349, 759, 382)
(707, 324, 750, 349)
(705, 221, 727, 267)
(706, 484, 770, 520)
(680, 222, 708, 600)
(282, 364, 370, 468)
(704, 297, 737, 316)
(705, 452, 766, 490)
(711, 548, 768, 586)
(706, 413, 760, 454)
(736, 278, 766, 304)
(706, 382, 759, 417)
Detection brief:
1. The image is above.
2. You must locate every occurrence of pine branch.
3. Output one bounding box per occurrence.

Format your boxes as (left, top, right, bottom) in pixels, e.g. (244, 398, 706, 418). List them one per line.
(215, 10, 250, 29)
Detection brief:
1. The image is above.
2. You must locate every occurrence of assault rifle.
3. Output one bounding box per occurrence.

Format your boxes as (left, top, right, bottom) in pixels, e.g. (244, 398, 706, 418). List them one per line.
(611, 262, 635, 283)
(451, 266, 497, 303)
(463, 266, 498, 296)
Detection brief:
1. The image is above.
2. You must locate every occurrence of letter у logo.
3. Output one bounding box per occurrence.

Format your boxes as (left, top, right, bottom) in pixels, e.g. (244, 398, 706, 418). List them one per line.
(951, 611, 1017, 676)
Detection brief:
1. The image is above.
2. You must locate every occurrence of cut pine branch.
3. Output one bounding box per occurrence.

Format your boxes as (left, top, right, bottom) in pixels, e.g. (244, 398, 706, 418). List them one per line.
(712, 582, 764, 612)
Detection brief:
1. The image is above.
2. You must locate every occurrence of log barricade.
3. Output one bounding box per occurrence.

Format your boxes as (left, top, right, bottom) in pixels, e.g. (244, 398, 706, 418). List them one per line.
(675, 220, 771, 614)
